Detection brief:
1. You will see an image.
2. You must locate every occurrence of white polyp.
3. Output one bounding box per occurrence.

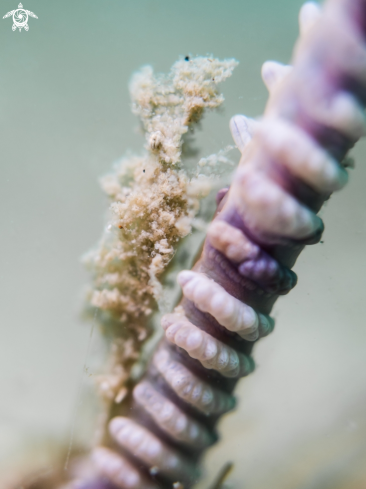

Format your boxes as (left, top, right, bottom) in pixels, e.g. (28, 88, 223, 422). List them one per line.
(258, 118, 348, 192)
(133, 381, 212, 448)
(162, 313, 254, 378)
(234, 165, 322, 239)
(177, 270, 259, 340)
(109, 417, 195, 481)
(328, 92, 366, 139)
(261, 61, 293, 92)
(308, 90, 366, 139)
(92, 447, 156, 489)
(299, 2, 321, 36)
(229, 114, 257, 153)
(153, 348, 235, 415)
(207, 220, 259, 263)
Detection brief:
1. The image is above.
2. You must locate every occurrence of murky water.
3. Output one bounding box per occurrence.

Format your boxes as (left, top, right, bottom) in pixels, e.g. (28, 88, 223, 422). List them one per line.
(1, 1, 366, 487)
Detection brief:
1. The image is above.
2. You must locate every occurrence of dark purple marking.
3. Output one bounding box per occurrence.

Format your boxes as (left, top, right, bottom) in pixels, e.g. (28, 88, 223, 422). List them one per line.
(268, 157, 328, 212)
(238, 249, 298, 295)
(344, 0, 366, 40)
(219, 204, 324, 263)
(201, 242, 277, 312)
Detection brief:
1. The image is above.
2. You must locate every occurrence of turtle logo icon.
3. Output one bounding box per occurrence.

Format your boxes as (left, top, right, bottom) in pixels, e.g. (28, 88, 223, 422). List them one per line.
(3, 3, 38, 31)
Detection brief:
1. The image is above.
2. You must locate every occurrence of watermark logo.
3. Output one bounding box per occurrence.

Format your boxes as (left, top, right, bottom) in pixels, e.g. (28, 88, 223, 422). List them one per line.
(3, 3, 38, 31)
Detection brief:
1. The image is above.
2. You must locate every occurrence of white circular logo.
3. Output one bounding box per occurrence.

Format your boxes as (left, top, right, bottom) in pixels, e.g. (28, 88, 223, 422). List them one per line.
(13, 8, 28, 29)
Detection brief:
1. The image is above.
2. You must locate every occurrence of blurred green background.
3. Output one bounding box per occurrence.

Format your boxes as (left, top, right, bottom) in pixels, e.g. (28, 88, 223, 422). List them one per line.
(1, 1, 366, 488)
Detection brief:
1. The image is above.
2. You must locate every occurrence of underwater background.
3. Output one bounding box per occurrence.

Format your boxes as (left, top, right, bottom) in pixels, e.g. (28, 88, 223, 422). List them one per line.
(1, 0, 366, 487)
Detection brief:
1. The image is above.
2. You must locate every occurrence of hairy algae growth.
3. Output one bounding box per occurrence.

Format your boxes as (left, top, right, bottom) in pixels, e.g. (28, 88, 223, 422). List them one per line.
(83, 56, 238, 421)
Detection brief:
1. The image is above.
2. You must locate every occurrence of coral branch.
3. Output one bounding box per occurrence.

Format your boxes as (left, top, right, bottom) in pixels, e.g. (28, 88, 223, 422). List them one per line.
(73, 0, 366, 488)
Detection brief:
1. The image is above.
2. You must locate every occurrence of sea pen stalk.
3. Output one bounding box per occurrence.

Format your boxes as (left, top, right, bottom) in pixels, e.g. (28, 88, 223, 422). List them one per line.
(77, 0, 366, 487)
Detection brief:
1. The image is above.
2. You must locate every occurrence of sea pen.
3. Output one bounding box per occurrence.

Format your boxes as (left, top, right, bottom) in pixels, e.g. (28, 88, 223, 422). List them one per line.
(69, 0, 366, 487)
